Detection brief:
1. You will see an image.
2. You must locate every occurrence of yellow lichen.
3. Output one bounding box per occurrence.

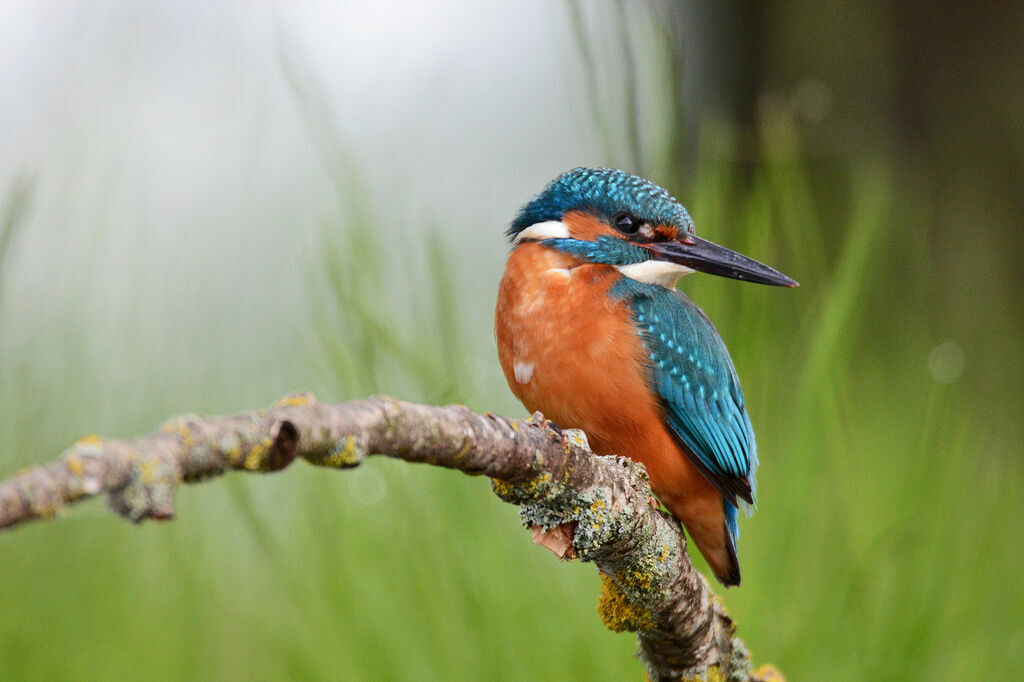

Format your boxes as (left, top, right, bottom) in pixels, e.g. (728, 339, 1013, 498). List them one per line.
(597, 572, 655, 632)
(322, 435, 360, 468)
(711, 591, 730, 617)
(66, 455, 84, 476)
(525, 472, 551, 492)
(161, 420, 195, 447)
(619, 566, 653, 591)
(681, 666, 723, 682)
(491, 472, 551, 499)
(75, 434, 102, 447)
(589, 497, 606, 529)
(138, 458, 158, 484)
(244, 438, 272, 470)
(563, 429, 589, 450)
(274, 394, 312, 407)
(658, 544, 669, 562)
(491, 478, 514, 497)
(753, 664, 786, 681)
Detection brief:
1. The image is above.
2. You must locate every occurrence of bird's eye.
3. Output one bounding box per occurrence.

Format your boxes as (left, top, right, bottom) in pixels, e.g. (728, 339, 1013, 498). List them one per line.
(611, 211, 640, 234)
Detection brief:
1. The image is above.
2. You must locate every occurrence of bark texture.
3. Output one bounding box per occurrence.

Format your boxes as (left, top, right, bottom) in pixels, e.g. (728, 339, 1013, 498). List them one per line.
(0, 392, 780, 681)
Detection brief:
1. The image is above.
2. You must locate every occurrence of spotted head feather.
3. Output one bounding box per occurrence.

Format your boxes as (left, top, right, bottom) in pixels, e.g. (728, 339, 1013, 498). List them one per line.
(508, 168, 695, 239)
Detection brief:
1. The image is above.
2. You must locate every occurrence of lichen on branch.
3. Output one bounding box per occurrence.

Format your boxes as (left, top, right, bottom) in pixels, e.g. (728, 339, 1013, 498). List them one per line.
(0, 392, 774, 681)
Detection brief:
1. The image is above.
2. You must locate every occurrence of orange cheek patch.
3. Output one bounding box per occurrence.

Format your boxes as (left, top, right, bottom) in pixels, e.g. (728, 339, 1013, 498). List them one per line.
(652, 224, 680, 240)
(563, 212, 683, 244)
(562, 210, 618, 241)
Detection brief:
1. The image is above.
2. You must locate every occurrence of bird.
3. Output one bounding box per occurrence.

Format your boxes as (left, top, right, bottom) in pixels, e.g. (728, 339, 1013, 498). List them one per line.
(495, 168, 796, 586)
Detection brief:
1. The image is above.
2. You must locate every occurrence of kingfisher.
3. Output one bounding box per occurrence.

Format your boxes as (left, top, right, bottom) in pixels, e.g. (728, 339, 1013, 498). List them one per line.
(495, 168, 796, 586)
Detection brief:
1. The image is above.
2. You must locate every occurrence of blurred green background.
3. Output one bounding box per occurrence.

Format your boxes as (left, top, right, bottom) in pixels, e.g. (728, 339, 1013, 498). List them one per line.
(2, 2, 1022, 680)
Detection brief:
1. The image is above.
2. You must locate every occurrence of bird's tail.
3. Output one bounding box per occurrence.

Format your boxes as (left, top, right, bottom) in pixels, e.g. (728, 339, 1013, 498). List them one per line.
(720, 500, 741, 587)
(661, 487, 742, 587)
(674, 496, 741, 587)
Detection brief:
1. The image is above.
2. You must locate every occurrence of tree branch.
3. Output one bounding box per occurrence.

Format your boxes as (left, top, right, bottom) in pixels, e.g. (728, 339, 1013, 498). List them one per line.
(0, 392, 779, 681)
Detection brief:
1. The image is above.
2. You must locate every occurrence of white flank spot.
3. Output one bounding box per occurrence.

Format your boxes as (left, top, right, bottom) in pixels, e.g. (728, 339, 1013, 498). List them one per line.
(514, 220, 569, 243)
(546, 267, 571, 279)
(514, 360, 535, 383)
(616, 261, 695, 288)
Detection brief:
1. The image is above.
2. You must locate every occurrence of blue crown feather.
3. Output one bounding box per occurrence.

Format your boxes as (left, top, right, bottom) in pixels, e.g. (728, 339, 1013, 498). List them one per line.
(509, 168, 695, 238)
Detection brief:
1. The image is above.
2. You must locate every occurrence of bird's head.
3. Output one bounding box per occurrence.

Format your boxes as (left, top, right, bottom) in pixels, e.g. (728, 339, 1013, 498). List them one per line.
(508, 168, 797, 288)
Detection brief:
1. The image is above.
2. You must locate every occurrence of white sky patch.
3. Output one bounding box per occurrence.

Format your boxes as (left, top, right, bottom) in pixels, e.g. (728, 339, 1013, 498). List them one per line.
(616, 260, 695, 288)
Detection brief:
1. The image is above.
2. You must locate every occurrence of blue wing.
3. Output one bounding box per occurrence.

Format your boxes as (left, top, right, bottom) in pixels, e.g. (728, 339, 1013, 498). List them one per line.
(615, 280, 758, 510)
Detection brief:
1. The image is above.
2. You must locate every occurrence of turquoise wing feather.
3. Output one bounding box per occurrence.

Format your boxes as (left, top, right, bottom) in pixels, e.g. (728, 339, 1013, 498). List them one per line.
(614, 279, 758, 509)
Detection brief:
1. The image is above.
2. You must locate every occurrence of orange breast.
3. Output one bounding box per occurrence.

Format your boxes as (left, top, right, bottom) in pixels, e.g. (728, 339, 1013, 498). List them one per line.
(493, 242, 704, 498)
(494, 242, 733, 581)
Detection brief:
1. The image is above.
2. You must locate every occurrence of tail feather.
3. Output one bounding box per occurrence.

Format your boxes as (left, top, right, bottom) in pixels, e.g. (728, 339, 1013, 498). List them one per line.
(721, 500, 741, 586)
(667, 494, 742, 587)
(660, 480, 743, 587)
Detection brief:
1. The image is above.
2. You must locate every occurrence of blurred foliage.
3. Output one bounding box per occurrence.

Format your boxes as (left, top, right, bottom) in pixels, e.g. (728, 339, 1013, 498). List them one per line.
(2, 3, 1023, 681)
(0, 175, 34, 304)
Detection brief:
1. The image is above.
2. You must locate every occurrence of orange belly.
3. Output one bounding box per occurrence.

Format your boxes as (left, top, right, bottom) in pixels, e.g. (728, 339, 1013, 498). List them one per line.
(495, 243, 734, 581)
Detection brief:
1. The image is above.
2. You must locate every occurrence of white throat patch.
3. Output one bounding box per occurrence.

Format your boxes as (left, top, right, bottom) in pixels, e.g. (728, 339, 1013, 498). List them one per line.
(615, 260, 695, 288)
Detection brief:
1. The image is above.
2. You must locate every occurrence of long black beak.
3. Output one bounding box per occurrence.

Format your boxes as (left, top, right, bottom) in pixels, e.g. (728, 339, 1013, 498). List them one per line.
(645, 236, 798, 287)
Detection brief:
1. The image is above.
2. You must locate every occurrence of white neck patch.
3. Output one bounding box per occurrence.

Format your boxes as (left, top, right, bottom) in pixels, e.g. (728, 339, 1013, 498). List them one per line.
(615, 260, 695, 288)
(513, 220, 570, 243)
